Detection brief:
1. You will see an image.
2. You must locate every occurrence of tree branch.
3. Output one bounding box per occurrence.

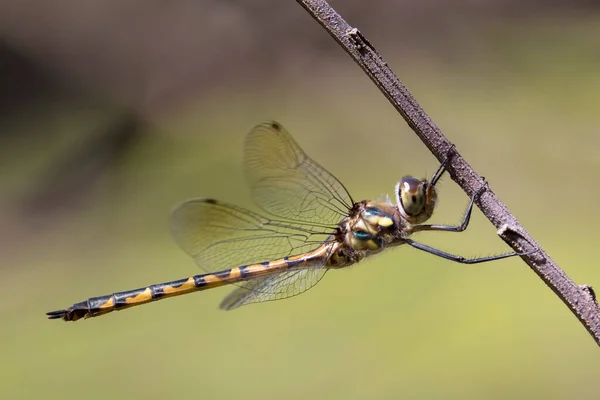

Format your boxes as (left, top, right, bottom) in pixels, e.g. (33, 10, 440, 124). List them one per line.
(296, 0, 600, 346)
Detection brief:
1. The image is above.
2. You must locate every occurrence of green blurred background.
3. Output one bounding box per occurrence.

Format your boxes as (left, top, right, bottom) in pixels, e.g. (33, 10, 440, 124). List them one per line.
(1, 1, 600, 399)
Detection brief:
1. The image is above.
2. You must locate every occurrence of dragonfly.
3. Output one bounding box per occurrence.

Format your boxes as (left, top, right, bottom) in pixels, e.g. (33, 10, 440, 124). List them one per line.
(47, 121, 521, 322)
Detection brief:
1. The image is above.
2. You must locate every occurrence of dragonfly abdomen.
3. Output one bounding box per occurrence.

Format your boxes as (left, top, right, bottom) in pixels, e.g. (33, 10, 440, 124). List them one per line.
(46, 262, 291, 322)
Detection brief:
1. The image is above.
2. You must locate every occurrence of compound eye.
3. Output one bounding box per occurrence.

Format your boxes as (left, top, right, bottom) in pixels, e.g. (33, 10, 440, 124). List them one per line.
(398, 177, 426, 217)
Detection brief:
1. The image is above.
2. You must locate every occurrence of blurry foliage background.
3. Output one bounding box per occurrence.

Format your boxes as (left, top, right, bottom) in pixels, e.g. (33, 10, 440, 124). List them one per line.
(1, 1, 600, 399)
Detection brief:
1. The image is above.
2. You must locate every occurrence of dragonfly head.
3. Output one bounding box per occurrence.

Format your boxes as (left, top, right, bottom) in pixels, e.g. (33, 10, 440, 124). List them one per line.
(395, 177, 437, 224)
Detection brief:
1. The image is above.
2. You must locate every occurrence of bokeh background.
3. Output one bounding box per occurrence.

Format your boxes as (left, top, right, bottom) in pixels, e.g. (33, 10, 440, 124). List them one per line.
(2, 1, 600, 399)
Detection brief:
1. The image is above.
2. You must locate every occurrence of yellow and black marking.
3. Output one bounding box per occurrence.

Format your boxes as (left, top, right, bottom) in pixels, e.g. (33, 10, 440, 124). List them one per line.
(46, 245, 330, 321)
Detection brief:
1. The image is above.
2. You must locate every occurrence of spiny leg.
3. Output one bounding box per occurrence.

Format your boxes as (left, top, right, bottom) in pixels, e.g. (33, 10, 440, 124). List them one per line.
(409, 148, 531, 263)
(430, 144, 456, 186)
(404, 238, 524, 264)
(405, 179, 532, 263)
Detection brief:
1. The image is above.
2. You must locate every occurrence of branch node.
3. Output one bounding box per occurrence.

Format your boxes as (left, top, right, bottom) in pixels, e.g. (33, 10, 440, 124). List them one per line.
(497, 223, 524, 245)
(346, 27, 374, 53)
(580, 285, 598, 305)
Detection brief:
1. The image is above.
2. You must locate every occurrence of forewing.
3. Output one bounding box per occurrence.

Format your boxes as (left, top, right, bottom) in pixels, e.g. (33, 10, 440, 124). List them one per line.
(244, 121, 354, 227)
(219, 268, 328, 310)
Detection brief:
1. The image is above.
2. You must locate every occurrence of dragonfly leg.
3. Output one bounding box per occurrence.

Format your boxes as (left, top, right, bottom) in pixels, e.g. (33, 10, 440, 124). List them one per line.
(431, 144, 456, 186)
(411, 180, 488, 234)
(404, 238, 521, 264)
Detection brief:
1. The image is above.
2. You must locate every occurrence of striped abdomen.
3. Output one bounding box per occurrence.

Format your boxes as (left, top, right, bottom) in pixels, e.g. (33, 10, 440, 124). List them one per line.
(46, 246, 329, 322)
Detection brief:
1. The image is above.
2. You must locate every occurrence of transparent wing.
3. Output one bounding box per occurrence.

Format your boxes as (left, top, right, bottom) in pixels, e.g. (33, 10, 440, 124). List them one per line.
(171, 198, 334, 294)
(220, 268, 329, 310)
(244, 121, 354, 227)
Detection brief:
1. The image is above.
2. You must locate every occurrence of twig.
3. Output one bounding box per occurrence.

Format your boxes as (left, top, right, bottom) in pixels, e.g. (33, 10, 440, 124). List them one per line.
(296, 0, 600, 346)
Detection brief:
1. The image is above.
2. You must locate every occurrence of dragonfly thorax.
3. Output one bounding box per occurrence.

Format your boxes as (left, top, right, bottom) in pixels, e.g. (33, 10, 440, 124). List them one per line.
(345, 201, 401, 252)
(327, 201, 401, 268)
